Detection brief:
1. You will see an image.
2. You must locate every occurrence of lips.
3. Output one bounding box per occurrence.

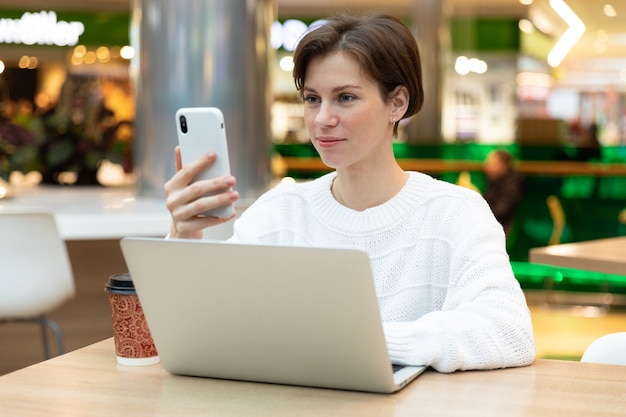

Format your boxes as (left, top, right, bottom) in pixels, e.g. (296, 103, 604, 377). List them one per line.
(316, 136, 345, 148)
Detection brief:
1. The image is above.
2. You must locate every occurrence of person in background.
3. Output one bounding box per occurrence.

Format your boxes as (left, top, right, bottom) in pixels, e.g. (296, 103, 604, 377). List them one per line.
(577, 122, 601, 161)
(163, 13, 535, 373)
(483, 149, 525, 235)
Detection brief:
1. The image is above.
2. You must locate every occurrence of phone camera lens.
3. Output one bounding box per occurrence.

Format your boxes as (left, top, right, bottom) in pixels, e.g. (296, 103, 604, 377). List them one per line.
(179, 115, 188, 133)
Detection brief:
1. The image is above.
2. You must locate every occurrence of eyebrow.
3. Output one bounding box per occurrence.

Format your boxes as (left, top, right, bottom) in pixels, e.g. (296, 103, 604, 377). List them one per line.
(303, 84, 363, 94)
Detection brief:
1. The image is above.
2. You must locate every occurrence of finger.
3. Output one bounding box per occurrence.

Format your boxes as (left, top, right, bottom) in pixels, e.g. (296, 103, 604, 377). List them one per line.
(166, 178, 237, 220)
(169, 152, 216, 189)
(180, 187, 239, 218)
(169, 215, 220, 239)
(181, 174, 236, 203)
(167, 190, 238, 238)
(175, 146, 182, 172)
(164, 173, 235, 219)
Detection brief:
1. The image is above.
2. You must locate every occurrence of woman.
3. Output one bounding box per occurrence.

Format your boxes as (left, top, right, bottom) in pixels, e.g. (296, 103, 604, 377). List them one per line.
(483, 149, 525, 234)
(164, 13, 535, 373)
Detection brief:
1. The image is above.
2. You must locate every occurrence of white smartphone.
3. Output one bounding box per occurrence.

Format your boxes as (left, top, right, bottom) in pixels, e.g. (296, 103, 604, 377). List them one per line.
(175, 107, 234, 218)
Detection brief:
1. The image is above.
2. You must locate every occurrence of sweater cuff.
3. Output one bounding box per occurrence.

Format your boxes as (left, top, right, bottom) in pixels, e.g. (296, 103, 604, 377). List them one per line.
(383, 321, 436, 367)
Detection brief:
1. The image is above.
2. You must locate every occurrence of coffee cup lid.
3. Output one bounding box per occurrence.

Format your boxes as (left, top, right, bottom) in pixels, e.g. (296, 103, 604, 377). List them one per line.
(104, 273, 136, 295)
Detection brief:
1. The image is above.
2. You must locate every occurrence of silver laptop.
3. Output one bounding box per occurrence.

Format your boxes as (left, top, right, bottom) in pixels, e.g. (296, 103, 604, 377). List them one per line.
(120, 237, 427, 393)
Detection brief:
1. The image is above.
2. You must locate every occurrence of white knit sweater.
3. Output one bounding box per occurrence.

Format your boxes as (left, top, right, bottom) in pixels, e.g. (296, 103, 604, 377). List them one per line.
(229, 171, 536, 372)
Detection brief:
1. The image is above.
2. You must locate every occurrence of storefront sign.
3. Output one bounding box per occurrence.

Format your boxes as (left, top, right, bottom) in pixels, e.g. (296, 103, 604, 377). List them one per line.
(0, 11, 85, 46)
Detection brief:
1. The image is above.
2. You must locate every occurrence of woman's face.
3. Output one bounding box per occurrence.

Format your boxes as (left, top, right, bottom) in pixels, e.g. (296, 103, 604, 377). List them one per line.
(302, 51, 397, 171)
(484, 152, 507, 180)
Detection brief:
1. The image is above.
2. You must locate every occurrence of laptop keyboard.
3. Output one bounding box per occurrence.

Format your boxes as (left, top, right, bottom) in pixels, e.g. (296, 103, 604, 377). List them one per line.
(392, 364, 407, 373)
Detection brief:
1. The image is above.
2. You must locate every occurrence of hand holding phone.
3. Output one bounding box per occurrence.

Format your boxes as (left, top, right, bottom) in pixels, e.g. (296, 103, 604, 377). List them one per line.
(175, 107, 235, 218)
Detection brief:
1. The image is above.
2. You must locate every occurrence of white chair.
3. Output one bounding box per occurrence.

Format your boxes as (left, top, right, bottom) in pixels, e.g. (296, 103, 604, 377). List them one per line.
(0, 211, 76, 359)
(580, 332, 626, 365)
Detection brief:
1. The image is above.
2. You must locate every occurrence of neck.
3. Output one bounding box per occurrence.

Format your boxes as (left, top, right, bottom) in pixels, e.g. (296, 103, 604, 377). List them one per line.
(332, 164, 407, 211)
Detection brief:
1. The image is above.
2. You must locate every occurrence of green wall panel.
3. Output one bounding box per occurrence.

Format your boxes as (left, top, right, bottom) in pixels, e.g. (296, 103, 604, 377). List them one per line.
(0, 9, 130, 46)
(451, 18, 520, 52)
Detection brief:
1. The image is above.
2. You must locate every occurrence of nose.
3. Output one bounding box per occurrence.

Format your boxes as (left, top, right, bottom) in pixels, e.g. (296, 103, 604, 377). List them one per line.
(314, 102, 338, 127)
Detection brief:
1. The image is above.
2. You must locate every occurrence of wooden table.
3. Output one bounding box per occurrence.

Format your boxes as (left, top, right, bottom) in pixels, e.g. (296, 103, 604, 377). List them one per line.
(530, 236, 626, 276)
(1, 338, 625, 416)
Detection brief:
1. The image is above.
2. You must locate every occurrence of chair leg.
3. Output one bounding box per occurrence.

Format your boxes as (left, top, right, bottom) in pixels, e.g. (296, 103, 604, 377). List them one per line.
(37, 316, 65, 360)
(39, 319, 51, 359)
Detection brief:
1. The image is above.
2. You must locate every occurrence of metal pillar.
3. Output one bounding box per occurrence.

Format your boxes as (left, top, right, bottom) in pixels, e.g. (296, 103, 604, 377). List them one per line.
(408, 0, 449, 143)
(131, 0, 275, 199)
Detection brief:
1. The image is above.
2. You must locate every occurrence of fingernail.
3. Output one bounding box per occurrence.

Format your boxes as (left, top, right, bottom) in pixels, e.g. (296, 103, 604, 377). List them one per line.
(225, 176, 236, 186)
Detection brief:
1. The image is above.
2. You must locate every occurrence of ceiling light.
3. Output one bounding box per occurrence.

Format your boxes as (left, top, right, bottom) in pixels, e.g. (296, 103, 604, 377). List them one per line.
(519, 0, 534, 5)
(469, 58, 488, 74)
(18, 55, 30, 68)
(120, 46, 135, 60)
(529, 9, 555, 35)
(547, 0, 586, 67)
(454, 56, 488, 75)
(279, 56, 294, 72)
(519, 19, 534, 34)
(455, 56, 470, 75)
(604, 4, 617, 17)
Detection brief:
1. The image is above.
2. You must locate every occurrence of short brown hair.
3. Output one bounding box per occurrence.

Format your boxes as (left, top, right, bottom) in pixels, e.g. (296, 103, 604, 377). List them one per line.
(292, 13, 424, 132)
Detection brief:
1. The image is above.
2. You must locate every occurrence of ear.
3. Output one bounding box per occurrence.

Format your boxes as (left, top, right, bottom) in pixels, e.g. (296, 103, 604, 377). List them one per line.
(389, 86, 410, 122)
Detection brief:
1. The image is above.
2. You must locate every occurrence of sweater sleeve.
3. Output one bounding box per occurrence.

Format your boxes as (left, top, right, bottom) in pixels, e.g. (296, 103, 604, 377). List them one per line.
(383, 196, 536, 373)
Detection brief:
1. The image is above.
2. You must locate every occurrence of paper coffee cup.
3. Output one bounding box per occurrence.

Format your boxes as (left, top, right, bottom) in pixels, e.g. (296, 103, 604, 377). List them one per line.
(104, 273, 159, 366)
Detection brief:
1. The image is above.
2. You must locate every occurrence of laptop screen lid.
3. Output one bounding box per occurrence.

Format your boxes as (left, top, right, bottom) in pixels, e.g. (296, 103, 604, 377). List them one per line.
(120, 237, 426, 393)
